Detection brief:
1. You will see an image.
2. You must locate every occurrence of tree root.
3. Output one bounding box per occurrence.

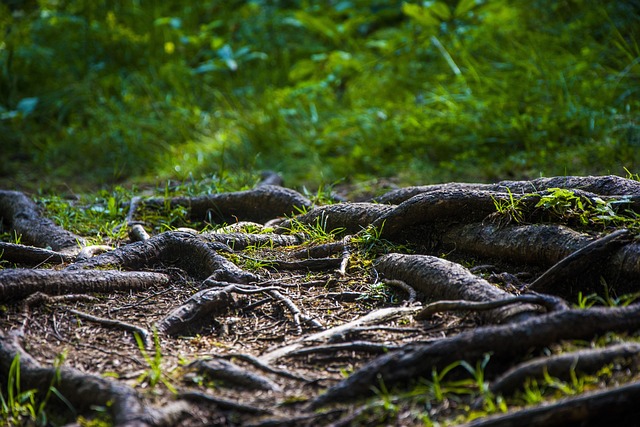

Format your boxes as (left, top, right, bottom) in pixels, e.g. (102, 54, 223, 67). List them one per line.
(0, 330, 158, 426)
(374, 175, 640, 204)
(525, 228, 632, 292)
(275, 203, 394, 235)
(143, 185, 312, 223)
(372, 190, 514, 239)
(67, 231, 258, 283)
(0, 190, 86, 253)
(383, 279, 417, 304)
(461, 379, 640, 427)
(287, 341, 400, 357)
(187, 358, 281, 391)
(289, 241, 346, 259)
(0, 241, 73, 265)
(156, 285, 236, 335)
(203, 232, 302, 251)
(442, 223, 640, 288)
(416, 293, 568, 320)
(310, 304, 640, 409)
(375, 254, 540, 323)
(488, 342, 640, 397)
(221, 353, 312, 382)
(0, 269, 171, 302)
(129, 223, 151, 242)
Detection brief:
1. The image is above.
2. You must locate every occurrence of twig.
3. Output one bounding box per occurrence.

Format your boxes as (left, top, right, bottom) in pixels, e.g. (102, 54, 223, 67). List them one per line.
(64, 307, 151, 345)
(288, 341, 400, 357)
(259, 306, 422, 363)
(177, 391, 271, 415)
(188, 358, 281, 391)
(266, 289, 322, 333)
(221, 353, 313, 382)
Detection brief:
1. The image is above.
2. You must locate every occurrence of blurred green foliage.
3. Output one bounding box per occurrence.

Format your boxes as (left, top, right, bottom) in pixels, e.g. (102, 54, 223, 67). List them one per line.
(1, 0, 638, 190)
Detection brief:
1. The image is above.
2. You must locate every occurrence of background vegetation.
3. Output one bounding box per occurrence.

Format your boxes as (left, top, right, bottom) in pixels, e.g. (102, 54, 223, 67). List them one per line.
(1, 0, 638, 192)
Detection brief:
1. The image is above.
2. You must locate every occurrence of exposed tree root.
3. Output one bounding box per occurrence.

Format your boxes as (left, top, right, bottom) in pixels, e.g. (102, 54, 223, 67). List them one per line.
(375, 175, 640, 204)
(372, 190, 515, 239)
(177, 391, 271, 415)
(375, 254, 540, 323)
(0, 269, 170, 302)
(67, 231, 257, 283)
(0, 241, 72, 265)
(416, 293, 568, 320)
(0, 190, 86, 253)
(143, 185, 312, 223)
(203, 232, 302, 250)
(442, 223, 590, 267)
(0, 330, 158, 426)
(188, 358, 281, 391)
(525, 228, 632, 292)
(129, 223, 151, 242)
(156, 285, 236, 335)
(287, 340, 400, 357)
(488, 342, 640, 396)
(310, 304, 640, 408)
(221, 353, 312, 382)
(383, 279, 417, 304)
(275, 203, 394, 234)
(461, 379, 640, 427)
(443, 223, 640, 286)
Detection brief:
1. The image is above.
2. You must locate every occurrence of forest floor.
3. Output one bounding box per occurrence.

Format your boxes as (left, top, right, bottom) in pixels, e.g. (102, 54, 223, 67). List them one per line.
(1, 174, 640, 426)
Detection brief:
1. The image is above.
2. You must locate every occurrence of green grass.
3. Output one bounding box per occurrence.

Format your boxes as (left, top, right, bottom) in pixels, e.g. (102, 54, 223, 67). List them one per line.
(0, 1, 638, 191)
(134, 330, 177, 394)
(0, 353, 72, 426)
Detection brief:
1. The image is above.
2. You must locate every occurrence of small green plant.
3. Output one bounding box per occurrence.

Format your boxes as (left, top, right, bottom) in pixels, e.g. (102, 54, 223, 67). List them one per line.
(134, 330, 177, 394)
(11, 232, 22, 245)
(575, 280, 640, 309)
(0, 352, 72, 426)
(459, 354, 505, 413)
(535, 188, 637, 229)
(624, 167, 640, 182)
(302, 182, 340, 206)
(491, 189, 525, 224)
(285, 214, 345, 244)
(370, 377, 399, 419)
(575, 291, 599, 309)
(517, 377, 545, 405)
(541, 367, 597, 396)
